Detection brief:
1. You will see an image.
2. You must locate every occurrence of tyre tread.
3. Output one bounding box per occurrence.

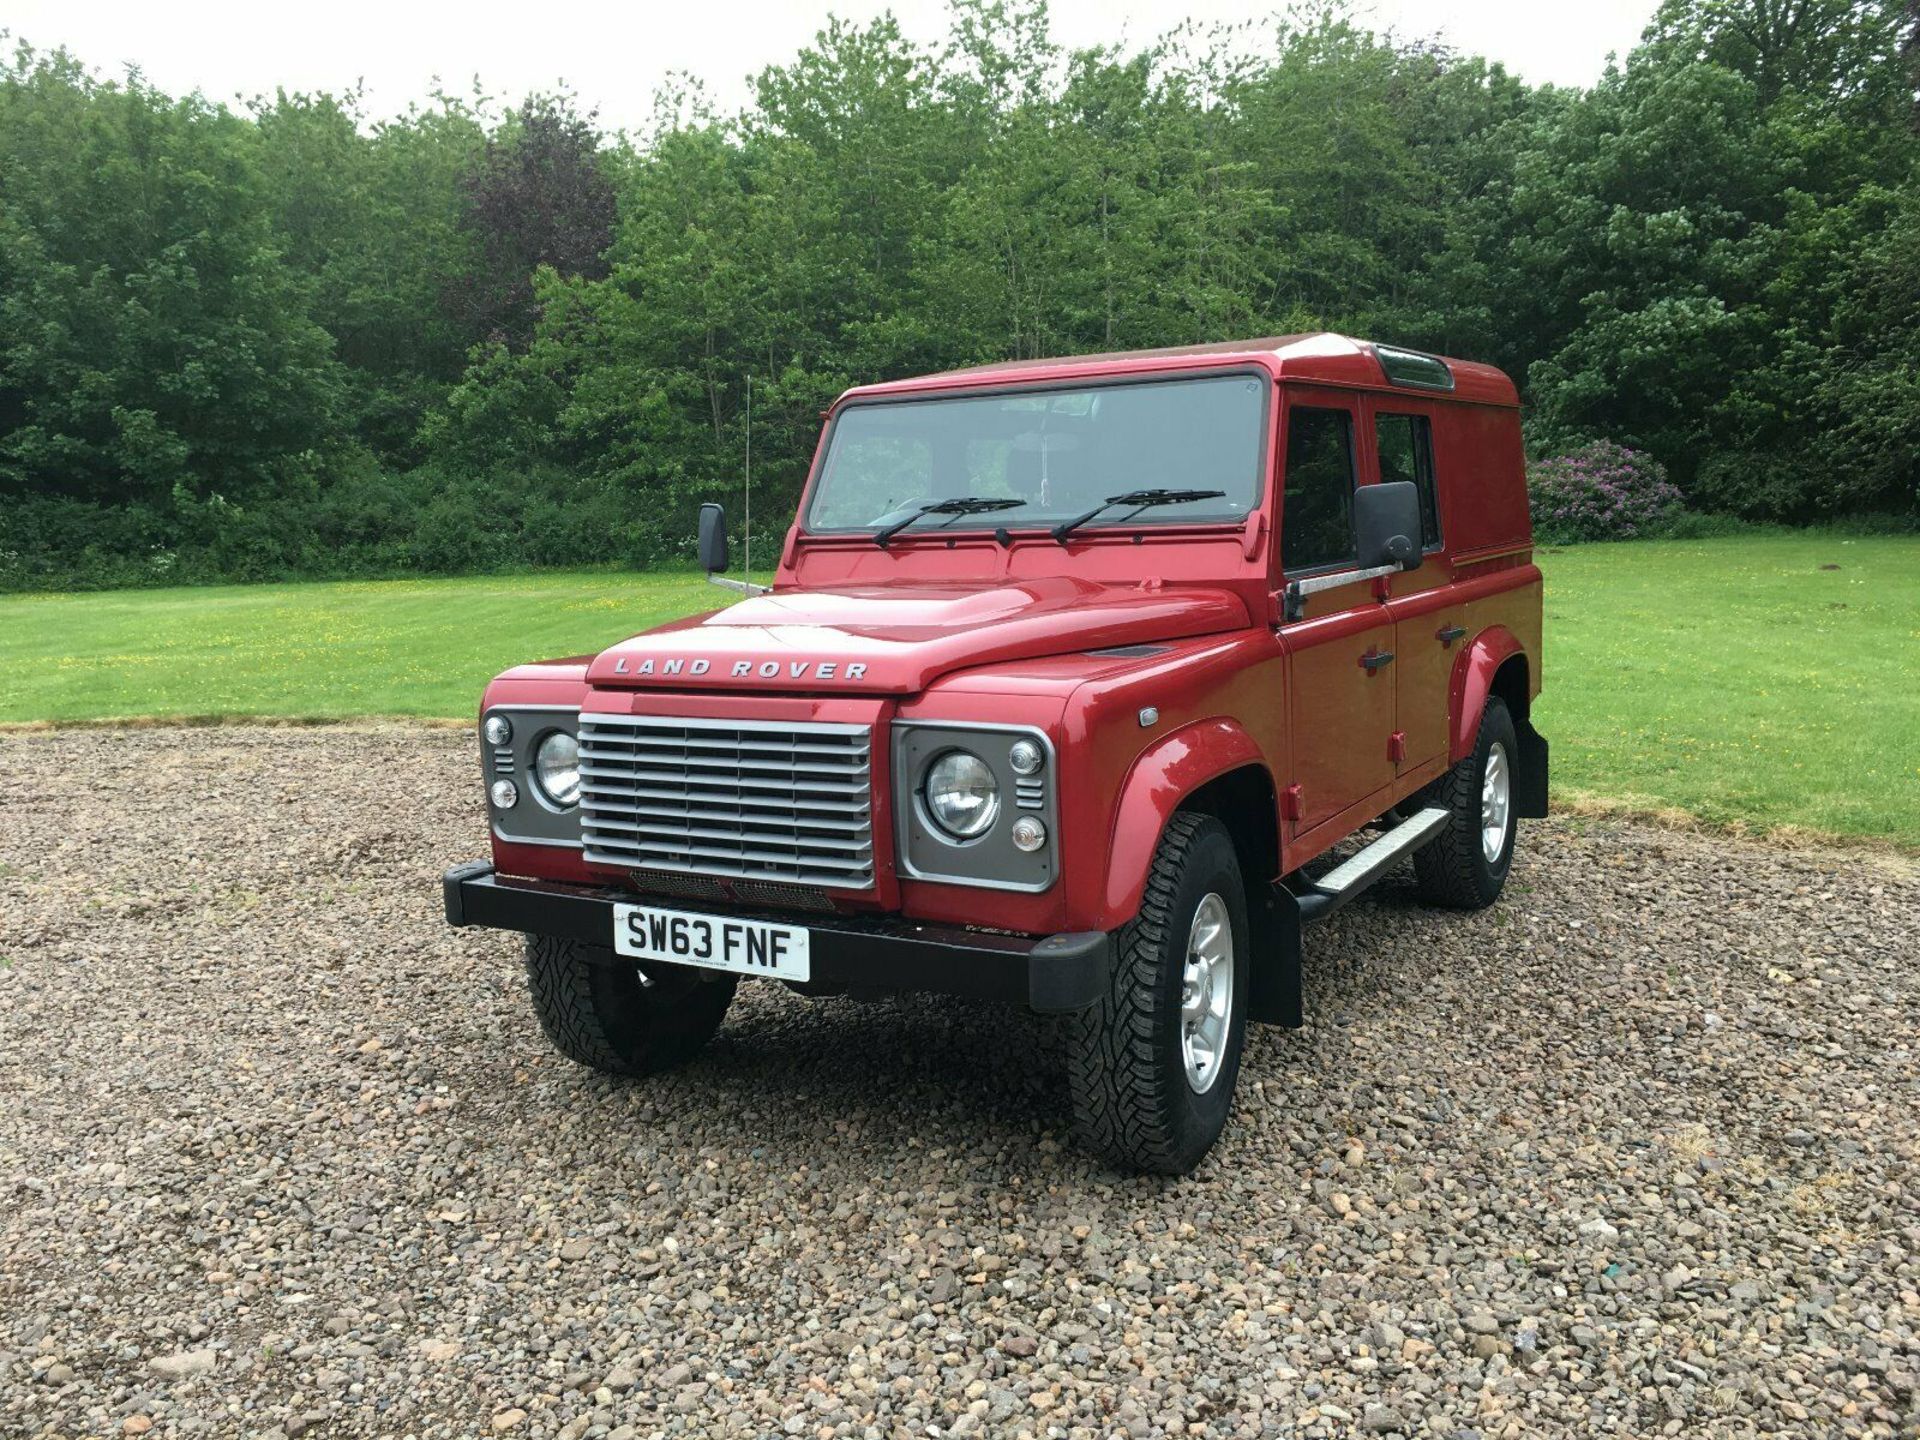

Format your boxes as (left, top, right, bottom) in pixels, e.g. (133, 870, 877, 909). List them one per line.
(523, 935, 732, 1077)
(1413, 697, 1515, 910)
(1067, 812, 1223, 1173)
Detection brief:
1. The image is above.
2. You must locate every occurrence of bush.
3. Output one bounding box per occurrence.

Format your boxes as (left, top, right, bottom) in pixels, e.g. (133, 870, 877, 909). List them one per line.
(1689, 448, 1826, 522)
(1527, 441, 1685, 544)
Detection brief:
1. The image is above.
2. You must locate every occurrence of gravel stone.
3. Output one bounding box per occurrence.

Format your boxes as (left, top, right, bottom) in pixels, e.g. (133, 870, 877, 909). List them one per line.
(148, 1349, 216, 1379)
(2, 724, 1919, 1438)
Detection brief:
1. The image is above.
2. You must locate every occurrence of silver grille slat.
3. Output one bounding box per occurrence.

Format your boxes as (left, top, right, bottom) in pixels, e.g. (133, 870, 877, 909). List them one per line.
(587, 734, 871, 759)
(584, 756, 866, 778)
(578, 763, 864, 797)
(585, 814, 872, 849)
(586, 799, 871, 831)
(579, 715, 874, 889)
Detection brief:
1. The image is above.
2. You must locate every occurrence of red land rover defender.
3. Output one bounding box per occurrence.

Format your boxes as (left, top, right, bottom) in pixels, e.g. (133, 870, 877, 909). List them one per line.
(444, 334, 1547, 1173)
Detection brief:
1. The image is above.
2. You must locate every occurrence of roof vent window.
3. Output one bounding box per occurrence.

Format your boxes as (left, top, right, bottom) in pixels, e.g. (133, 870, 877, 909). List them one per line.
(1376, 345, 1455, 392)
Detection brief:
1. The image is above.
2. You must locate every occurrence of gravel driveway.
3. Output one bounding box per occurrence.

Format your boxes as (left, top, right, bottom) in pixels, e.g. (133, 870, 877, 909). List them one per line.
(2, 725, 1916, 1439)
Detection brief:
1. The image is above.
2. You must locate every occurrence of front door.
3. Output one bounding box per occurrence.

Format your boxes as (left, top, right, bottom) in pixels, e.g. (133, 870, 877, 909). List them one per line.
(1275, 393, 1398, 842)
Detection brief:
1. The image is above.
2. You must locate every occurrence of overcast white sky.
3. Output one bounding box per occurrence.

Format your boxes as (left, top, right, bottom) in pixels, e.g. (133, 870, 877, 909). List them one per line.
(6, 1, 1658, 130)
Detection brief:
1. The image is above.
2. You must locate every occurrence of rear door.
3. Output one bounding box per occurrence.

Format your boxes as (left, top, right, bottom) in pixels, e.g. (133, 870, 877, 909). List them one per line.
(1276, 391, 1399, 840)
(1369, 404, 1463, 775)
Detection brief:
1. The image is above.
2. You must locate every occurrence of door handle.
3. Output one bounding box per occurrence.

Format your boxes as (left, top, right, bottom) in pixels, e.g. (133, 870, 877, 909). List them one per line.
(1436, 625, 1467, 646)
(1360, 650, 1395, 674)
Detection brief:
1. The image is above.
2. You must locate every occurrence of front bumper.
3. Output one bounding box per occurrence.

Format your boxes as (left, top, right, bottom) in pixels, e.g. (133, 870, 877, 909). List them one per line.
(443, 862, 1110, 1013)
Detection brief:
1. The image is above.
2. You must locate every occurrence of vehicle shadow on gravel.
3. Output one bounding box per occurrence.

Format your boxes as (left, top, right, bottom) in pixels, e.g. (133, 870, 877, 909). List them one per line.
(515, 987, 1081, 1175)
(514, 871, 1460, 1182)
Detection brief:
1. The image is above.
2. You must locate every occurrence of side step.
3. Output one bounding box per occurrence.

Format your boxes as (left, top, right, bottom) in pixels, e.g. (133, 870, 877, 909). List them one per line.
(1294, 806, 1449, 923)
(1249, 806, 1452, 1029)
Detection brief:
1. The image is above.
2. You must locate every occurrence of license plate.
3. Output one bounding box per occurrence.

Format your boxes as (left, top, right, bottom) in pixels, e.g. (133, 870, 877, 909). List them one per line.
(611, 902, 811, 982)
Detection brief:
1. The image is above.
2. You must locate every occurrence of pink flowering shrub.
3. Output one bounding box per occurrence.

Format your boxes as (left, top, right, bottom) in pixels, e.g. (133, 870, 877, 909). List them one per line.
(1527, 441, 1685, 543)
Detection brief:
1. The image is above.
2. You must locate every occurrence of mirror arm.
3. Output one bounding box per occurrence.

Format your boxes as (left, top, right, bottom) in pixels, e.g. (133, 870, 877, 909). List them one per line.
(706, 574, 770, 596)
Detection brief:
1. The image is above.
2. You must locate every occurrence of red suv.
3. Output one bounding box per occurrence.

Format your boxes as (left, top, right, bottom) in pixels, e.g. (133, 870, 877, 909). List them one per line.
(444, 334, 1547, 1172)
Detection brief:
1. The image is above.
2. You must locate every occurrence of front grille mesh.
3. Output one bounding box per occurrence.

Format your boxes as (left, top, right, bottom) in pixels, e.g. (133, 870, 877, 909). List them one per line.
(578, 715, 874, 889)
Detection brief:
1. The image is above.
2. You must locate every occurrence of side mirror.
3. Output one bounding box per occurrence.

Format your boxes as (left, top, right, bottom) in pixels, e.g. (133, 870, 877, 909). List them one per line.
(1354, 481, 1421, 571)
(697, 502, 729, 574)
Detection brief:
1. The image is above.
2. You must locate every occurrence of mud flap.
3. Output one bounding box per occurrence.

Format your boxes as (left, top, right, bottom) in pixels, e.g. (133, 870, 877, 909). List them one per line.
(1515, 719, 1550, 819)
(1248, 884, 1303, 1029)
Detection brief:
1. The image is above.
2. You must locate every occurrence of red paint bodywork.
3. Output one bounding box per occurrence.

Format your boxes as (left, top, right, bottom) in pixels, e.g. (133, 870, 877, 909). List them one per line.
(480, 333, 1541, 938)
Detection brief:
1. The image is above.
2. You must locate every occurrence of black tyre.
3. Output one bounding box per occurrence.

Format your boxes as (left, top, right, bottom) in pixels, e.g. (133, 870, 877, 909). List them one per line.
(1413, 696, 1518, 909)
(523, 936, 735, 1077)
(1067, 813, 1251, 1174)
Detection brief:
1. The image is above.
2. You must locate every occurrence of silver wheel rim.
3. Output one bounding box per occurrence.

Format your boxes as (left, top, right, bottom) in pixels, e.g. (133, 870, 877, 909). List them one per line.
(1180, 893, 1234, 1094)
(1481, 741, 1512, 865)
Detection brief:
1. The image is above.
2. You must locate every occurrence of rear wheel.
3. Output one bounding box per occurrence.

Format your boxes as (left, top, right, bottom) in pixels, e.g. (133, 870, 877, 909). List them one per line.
(1413, 696, 1518, 909)
(524, 935, 735, 1076)
(1067, 813, 1250, 1174)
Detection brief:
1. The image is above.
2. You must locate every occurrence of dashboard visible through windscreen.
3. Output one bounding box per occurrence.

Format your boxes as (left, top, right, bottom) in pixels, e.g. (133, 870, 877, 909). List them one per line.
(804, 374, 1268, 534)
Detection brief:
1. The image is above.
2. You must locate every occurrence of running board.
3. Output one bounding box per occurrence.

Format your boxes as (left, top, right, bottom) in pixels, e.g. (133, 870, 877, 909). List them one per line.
(1294, 806, 1450, 923)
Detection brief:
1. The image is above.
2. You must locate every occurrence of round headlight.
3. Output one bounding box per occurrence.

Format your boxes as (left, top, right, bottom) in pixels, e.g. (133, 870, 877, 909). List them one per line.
(533, 731, 582, 808)
(483, 714, 513, 746)
(1008, 738, 1044, 776)
(489, 779, 519, 810)
(923, 750, 999, 839)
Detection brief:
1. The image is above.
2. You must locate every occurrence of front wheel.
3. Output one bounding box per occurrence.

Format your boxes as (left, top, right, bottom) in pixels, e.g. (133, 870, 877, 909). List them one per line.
(1413, 696, 1518, 909)
(524, 935, 735, 1077)
(1067, 813, 1250, 1174)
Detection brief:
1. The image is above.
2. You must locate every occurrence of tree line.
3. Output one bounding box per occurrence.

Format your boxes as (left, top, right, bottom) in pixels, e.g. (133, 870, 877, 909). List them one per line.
(1, 0, 1915, 589)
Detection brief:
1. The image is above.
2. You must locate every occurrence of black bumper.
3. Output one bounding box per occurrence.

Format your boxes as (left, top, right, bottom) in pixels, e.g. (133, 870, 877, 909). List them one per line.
(443, 862, 1110, 1014)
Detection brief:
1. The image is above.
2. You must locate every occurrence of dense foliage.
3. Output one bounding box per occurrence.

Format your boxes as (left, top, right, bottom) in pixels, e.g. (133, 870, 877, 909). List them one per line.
(1, 0, 1916, 589)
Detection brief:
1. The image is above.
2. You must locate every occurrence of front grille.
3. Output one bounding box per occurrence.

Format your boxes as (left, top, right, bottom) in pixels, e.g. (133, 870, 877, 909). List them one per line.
(578, 714, 875, 889)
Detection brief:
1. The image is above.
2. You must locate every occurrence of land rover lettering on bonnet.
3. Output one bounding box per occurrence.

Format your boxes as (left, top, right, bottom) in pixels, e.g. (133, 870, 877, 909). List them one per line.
(609, 656, 869, 681)
(443, 334, 1548, 1173)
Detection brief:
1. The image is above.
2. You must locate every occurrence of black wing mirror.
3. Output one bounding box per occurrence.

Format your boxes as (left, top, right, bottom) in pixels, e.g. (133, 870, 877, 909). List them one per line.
(697, 502, 730, 574)
(1354, 481, 1422, 571)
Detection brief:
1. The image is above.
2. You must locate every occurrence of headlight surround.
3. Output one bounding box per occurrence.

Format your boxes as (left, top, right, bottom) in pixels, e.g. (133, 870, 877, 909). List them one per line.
(922, 749, 1000, 840)
(532, 730, 582, 808)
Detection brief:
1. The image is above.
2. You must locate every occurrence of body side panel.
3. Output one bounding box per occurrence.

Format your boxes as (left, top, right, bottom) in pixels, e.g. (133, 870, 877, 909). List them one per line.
(1064, 632, 1288, 934)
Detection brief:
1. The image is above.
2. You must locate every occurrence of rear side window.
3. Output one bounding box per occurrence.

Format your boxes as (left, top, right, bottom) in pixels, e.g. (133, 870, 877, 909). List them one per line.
(1281, 407, 1357, 572)
(1375, 413, 1441, 550)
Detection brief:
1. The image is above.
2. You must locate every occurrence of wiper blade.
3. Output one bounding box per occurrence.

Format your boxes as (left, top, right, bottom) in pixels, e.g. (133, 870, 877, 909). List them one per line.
(1049, 488, 1228, 542)
(873, 497, 1025, 547)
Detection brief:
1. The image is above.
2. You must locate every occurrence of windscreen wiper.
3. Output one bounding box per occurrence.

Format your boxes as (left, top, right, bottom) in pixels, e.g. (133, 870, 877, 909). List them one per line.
(1049, 488, 1228, 543)
(873, 497, 1026, 547)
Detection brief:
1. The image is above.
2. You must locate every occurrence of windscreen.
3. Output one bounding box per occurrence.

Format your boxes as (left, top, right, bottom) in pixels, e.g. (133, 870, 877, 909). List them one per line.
(805, 374, 1267, 534)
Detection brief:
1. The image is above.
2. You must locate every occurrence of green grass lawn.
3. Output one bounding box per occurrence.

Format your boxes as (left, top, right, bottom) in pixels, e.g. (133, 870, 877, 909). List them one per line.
(3, 534, 1916, 846)
(0, 570, 727, 722)
(1532, 532, 1918, 846)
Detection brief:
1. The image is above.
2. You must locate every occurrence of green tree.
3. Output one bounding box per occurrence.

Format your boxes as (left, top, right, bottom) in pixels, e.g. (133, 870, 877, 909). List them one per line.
(0, 45, 344, 521)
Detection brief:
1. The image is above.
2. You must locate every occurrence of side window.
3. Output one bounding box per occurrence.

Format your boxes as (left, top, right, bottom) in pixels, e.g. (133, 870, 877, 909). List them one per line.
(1280, 407, 1357, 572)
(1375, 413, 1441, 550)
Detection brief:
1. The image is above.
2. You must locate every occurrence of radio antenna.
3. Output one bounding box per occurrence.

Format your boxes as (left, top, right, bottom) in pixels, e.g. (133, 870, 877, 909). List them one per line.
(743, 372, 752, 587)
